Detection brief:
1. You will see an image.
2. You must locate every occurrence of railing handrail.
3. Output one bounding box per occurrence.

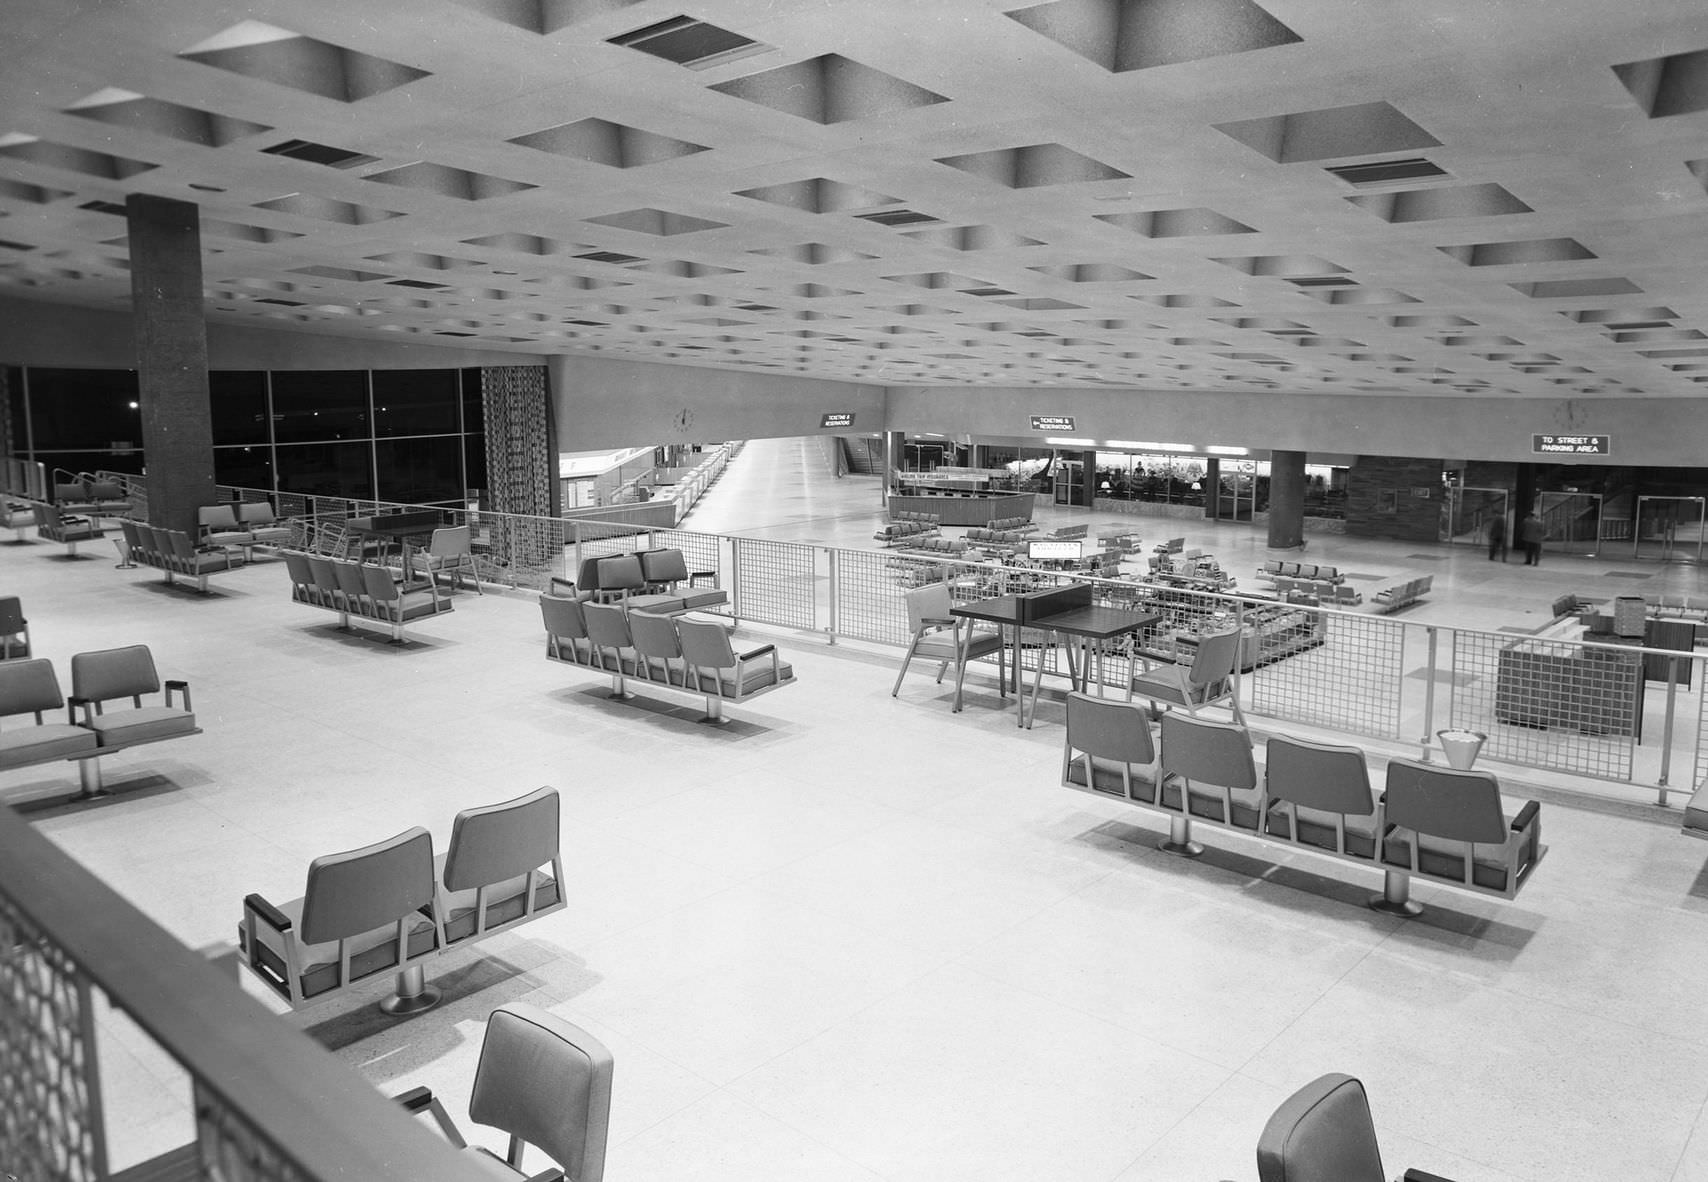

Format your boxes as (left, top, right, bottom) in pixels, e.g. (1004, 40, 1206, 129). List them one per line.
(0, 805, 492, 1181)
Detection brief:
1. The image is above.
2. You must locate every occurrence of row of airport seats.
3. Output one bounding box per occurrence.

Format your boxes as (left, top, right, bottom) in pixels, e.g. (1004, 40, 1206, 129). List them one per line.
(898, 535, 969, 556)
(196, 502, 294, 557)
(1097, 530, 1143, 554)
(281, 551, 450, 643)
(573, 549, 727, 614)
(874, 514, 939, 545)
(240, 786, 565, 1013)
(32, 504, 104, 555)
(965, 526, 1030, 545)
(0, 645, 199, 799)
(1258, 1071, 1464, 1182)
(1372, 573, 1434, 613)
(1274, 575, 1362, 607)
(121, 520, 235, 593)
(986, 516, 1036, 533)
(541, 592, 794, 723)
(1256, 559, 1343, 584)
(1153, 536, 1186, 556)
(52, 473, 132, 517)
(1062, 695, 1544, 916)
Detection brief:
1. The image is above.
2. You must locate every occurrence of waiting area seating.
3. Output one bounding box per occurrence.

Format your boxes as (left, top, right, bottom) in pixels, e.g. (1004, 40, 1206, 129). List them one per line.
(240, 787, 565, 1013)
(1272, 575, 1361, 606)
(51, 473, 133, 518)
(123, 520, 236, 593)
(412, 525, 482, 593)
(281, 551, 451, 643)
(892, 582, 1006, 705)
(541, 592, 794, 722)
(1258, 1072, 1461, 1182)
(1256, 559, 1343, 585)
(0, 597, 28, 660)
(32, 503, 104, 555)
(874, 513, 939, 545)
(986, 516, 1036, 533)
(1129, 626, 1246, 726)
(1370, 573, 1433, 613)
(1152, 536, 1186, 556)
(1061, 700, 1544, 916)
(572, 549, 727, 614)
(195, 500, 294, 558)
(400, 1001, 613, 1182)
(964, 526, 1029, 546)
(0, 645, 200, 799)
(897, 534, 969, 556)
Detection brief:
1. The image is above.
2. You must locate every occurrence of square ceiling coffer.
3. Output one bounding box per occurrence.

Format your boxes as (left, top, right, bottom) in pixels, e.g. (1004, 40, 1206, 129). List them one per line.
(608, 16, 771, 69)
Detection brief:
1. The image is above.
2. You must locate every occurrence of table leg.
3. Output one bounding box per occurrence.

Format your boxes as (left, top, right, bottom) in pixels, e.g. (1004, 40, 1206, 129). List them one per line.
(952, 625, 970, 712)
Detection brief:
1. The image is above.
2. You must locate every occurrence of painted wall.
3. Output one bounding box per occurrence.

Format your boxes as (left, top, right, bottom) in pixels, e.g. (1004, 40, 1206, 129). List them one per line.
(0, 296, 539, 370)
(885, 385, 1701, 467)
(550, 354, 885, 450)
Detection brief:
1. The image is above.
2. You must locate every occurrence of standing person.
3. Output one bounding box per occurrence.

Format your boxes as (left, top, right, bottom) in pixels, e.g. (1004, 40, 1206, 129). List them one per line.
(1519, 511, 1544, 565)
(1487, 512, 1507, 562)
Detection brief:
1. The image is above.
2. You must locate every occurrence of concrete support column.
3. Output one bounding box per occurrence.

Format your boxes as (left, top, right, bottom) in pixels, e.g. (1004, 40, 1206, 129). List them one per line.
(1203, 457, 1222, 519)
(883, 430, 906, 503)
(1267, 449, 1307, 550)
(127, 194, 214, 536)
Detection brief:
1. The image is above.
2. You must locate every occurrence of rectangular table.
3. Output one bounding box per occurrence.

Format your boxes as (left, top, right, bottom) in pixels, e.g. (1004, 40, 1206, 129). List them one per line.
(952, 583, 1161, 728)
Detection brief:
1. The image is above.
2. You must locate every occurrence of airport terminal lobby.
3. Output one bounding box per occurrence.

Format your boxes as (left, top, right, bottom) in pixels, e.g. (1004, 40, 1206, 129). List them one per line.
(8, 3, 1708, 1181)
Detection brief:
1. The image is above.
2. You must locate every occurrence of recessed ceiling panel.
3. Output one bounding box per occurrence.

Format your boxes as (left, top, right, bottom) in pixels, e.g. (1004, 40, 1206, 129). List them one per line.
(1215, 100, 1440, 164)
(1008, 0, 1300, 72)
(711, 55, 946, 123)
(179, 22, 429, 102)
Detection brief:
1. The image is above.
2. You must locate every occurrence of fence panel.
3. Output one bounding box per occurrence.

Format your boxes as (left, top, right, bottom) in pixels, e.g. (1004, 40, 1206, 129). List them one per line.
(731, 537, 818, 630)
(1242, 602, 1405, 739)
(1444, 628, 1639, 781)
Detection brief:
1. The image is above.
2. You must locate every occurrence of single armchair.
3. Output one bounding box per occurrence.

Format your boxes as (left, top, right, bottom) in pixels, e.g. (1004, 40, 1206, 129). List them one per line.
(891, 582, 1006, 706)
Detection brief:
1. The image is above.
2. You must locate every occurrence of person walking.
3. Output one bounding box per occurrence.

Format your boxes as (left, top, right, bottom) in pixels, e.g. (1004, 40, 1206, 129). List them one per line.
(1518, 511, 1544, 565)
(1487, 512, 1507, 562)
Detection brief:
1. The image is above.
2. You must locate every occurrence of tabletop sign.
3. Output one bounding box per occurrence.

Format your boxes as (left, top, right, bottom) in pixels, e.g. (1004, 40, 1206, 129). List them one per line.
(820, 412, 855, 429)
(1533, 434, 1610, 455)
(1030, 415, 1076, 432)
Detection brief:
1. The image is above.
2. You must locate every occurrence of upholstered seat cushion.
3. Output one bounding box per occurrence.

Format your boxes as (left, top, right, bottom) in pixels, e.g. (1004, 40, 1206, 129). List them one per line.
(626, 593, 688, 613)
(1267, 803, 1382, 860)
(1064, 755, 1160, 804)
(1383, 832, 1512, 891)
(240, 904, 439, 999)
(692, 658, 794, 697)
(443, 873, 562, 945)
(85, 706, 197, 748)
(462, 1146, 529, 1179)
(1185, 781, 1264, 830)
(0, 724, 98, 767)
(679, 589, 729, 610)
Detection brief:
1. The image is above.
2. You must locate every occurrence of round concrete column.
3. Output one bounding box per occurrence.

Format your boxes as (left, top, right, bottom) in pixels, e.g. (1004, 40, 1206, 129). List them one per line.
(1267, 450, 1307, 550)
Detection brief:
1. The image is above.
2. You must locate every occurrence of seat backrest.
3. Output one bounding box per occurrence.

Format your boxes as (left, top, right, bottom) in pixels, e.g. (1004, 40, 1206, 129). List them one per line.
(628, 610, 683, 661)
(300, 826, 437, 945)
(1256, 1072, 1385, 1182)
(902, 583, 952, 633)
(119, 519, 141, 547)
(167, 529, 196, 559)
(306, 555, 340, 593)
(361, 564, 401, 604)
(595, 554, 644, 594)
(539, 594, 590, 641)
(88, 479, 124, 501)
(55, 480, 87, 503)
(1187, 628, 1242, 690)
(1383, 759, 1509, 844)
(1065, 692, 1155, 765)
(469, 1003, 614, 1182)
(1265, 736, 1375, 815)
(333, 560, 369, 601)
(429, 525, 470, 558)
(71, 645, 160, 705)
(0, 596, 23, 634)
(677, 618, 736, 670)
(583, 602, 633, 649)
(235, 501, 278, 527)
(0, 658, 65, 720)
(198, 505, 240, 531)
(444, 786, 560, 892)
(282, 550, 315, 587)
(1160, 712, 1257, 789)
(638, 547, 690, 585)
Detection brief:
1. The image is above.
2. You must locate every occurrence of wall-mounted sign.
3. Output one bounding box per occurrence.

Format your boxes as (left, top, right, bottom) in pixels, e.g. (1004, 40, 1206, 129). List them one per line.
(1030, 415, 1076, 432)
(1533, 434, 1609, 455)
(820, 412, 855, 429)
(1411, 487, 1433, 499)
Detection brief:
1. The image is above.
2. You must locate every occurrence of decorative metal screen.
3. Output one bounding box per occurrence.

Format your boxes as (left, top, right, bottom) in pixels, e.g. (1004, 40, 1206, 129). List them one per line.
(1444, 628, 1639, 781)
(730, 537, 818, 630)
(193, 1082, 314, 1182)
(1243, 603, 1405, 739)
(0, 891, 104, 1182)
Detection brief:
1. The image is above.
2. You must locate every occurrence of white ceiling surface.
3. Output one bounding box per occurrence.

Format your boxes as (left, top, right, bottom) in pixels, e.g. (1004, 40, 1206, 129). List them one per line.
(3, 0, 1708, 400)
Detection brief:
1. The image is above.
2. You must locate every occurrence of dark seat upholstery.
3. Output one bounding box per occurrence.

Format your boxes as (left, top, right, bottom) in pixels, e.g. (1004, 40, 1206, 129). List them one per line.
(69, 644, 198, 752)
(438, 786, 565, 946)
(1263, 735, 1381, 860)
(1257, 1073, 1385, 1182)
(1061, 691, 1162, 805)
(0, 658, 98, 770)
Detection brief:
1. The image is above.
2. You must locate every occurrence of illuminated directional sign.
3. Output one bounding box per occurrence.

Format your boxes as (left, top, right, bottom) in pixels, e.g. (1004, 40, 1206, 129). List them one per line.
(820, 412, 855, 428)
(1533, 434, 1609, 455)
(1030, 415, 1076, 431)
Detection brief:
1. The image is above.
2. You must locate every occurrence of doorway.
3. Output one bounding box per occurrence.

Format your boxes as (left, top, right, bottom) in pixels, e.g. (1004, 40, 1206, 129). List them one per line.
(1633, 495, 1707, 562)
(1539, 491, 1602, 557)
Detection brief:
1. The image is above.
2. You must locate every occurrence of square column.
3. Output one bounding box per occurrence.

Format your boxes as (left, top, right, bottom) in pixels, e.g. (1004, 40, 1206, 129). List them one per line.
(127, 194, 215, 536)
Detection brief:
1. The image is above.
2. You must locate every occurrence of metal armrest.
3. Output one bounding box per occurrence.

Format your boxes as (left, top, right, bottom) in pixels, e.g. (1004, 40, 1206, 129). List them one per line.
(243, 893, 291, 932)
(241, 892, 300, 1000)
(393, 1086, 469, 1148)
(1403, 1170, 1463, 1182)
(165, 679, 192, 711)
(68, 695, 93, 725)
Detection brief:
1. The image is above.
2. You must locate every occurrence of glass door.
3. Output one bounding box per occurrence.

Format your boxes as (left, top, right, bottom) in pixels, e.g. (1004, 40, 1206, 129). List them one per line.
(1634, 495, 1707, 562)
(1442, 475, 1508, 549)
(1539, 491, 1602, 557)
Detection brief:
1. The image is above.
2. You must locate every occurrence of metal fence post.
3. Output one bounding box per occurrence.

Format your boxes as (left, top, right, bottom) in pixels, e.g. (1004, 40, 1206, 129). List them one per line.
(729, 536, 744, 621)
(1660, 659, 1678, 805)
(826, 548, 839, 643)
(1419, 625, 1439, 758)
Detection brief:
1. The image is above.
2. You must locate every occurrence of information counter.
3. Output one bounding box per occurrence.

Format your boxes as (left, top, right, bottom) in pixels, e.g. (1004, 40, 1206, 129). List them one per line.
(888, 491, 1035, 527)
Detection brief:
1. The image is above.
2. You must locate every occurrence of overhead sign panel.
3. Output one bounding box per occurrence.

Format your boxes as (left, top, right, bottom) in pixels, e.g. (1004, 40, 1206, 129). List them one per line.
(1533, 434, 1609, 455)
(820, 412, 855, 428)
(1030, 415, 1076, 432)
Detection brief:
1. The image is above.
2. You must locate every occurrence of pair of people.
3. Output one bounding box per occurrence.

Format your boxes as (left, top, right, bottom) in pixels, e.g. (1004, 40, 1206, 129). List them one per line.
(1489, 511, 1544, 565)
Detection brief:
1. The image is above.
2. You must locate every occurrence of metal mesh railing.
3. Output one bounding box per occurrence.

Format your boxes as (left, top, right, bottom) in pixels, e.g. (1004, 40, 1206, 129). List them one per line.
(1443, 628, 1640, 781)
(731, 537, 818, 630)
(1243, 601, 1405, 739)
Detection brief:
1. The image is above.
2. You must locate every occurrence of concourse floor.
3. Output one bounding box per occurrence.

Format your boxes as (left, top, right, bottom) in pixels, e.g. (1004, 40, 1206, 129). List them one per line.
(7, 442, 1708, 1182)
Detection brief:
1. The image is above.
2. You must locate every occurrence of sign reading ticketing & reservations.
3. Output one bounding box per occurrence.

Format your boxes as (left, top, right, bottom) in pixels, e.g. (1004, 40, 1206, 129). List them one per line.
(1030, 415, 1076, 432)
(820, 412, 855, 429)
(1532, 434, 1610, 455)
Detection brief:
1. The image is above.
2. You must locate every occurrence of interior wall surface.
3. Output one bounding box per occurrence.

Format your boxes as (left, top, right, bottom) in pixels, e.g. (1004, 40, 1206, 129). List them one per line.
(0, 297, 540, 372)
(885, 385, 1700, 467)
(550, 355, 884, 450)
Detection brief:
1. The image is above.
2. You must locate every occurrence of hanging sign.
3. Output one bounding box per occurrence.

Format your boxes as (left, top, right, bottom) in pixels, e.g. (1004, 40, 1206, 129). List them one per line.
(1533, 434, 1609, 455)
(820, 412, 855, 428)
(1030, 415, 1076, 432)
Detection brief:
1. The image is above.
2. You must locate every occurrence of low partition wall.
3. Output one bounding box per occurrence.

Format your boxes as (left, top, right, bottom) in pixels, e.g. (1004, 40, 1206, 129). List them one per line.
(888, 491, 1035, 526)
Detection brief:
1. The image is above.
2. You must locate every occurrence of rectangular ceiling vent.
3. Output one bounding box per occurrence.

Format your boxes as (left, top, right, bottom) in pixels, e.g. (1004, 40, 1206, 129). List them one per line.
(575, 249, 645, 265)
(607, 16, 771, 70)
(1325, 157, 1449, 187)
(854, 208, 941, 227)
(966, 286, 1016, 297)
(1287, 276, 1358, 287)
(262, 139, 379, 169)
(78, 200, 127, 216)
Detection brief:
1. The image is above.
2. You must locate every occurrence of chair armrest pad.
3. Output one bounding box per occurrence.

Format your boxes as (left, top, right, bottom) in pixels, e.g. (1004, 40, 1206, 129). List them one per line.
(244, 893, 292, 932)
(1510, 800, 1540, 831)
(393, 1086, 434, 1112)
(165, 680, 188, 691)
(739, 644, 777, 660)
(1403, 1170, 1462, 1182)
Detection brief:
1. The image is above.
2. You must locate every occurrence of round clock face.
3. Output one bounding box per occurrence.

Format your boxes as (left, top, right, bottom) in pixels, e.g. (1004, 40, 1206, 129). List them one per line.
(674, 407, 695, 433)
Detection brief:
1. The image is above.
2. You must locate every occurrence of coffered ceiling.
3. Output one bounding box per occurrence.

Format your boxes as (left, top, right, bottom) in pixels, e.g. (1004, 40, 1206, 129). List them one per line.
(4, 0, 1708, 398)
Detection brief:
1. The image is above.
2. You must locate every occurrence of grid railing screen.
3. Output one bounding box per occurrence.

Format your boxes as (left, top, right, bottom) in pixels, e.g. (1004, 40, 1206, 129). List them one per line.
(1444, 629, 1639, 781)
(731, 537, 818, 630)
(1242, 602, 1405, 739)
(0, 891, 103, 1182)
(194, 1082, 315, 1182)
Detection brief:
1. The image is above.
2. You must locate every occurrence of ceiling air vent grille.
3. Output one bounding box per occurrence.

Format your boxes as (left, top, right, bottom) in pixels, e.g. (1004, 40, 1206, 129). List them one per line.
(262, 139, 379, 169)
(575, 250, 645, 265)
(1325, 157, 1448, 187)
(607, 16, 770, 70)
(1287, 276, 1358, 287)
(854, 208, 941, 227)
(78, 200, 127, 216)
